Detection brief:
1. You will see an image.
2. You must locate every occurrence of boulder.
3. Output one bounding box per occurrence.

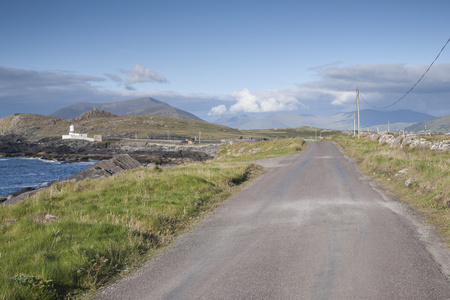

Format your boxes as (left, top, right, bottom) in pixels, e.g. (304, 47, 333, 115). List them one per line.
(405, 178, 413, 187)
(64, 154, 142, 181)
(6, 187, 35, 200)
(391, 136, 404, 148)
(2, 188, 39, 206)
(378, 134, 395, 146)
(440, 144, 450, 151)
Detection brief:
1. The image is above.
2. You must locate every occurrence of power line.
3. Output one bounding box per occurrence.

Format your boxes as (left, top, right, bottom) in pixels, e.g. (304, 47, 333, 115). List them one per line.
(360, 93, 378, 108)
(360, 37, 450, 110)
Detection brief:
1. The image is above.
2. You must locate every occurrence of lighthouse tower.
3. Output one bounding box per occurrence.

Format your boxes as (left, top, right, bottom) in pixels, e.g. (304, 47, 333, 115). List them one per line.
(62, 124, 96, 142)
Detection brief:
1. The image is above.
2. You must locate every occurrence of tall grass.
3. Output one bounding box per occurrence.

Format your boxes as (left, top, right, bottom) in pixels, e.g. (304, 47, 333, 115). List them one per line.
(334, 136, 450, 244)
(0, 138, 304, 299)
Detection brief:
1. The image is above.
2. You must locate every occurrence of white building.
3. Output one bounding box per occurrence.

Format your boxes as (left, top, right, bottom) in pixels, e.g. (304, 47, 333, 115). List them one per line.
(62, 125, 96, 142)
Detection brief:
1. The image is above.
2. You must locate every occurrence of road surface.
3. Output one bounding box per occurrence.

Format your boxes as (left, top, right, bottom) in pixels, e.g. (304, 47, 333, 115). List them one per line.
(98, 142, 450, 299)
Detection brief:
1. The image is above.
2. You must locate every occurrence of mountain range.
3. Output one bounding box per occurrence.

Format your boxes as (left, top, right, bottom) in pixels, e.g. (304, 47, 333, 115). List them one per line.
(215, 109, 437, 132)
(50, 97, 203, 121)
(49, 97, 449, 133)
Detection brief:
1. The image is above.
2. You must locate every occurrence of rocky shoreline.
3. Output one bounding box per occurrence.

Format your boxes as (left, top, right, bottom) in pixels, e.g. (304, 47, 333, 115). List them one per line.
(2, 154, 170, 206)
(0, 134, 220, 163)
(0, 134, 222, 205)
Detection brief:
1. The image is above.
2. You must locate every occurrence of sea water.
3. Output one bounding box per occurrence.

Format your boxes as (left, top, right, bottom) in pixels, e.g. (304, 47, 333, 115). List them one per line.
(0, 157, 96, 196)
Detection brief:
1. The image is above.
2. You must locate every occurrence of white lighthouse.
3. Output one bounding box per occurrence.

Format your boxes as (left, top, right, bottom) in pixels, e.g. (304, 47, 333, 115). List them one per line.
(62, 124, 95, 142)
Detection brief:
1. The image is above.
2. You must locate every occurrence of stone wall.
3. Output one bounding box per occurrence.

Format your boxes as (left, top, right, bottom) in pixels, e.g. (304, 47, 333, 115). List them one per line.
(365, 133, 450, 151)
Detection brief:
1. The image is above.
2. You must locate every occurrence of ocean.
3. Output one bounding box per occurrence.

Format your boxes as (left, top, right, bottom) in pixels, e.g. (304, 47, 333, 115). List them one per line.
(0, 157, 96, 197)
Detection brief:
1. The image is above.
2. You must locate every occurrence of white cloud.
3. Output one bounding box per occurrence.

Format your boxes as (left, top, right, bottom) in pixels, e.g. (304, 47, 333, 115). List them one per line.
(328, 90, 357, 106)
(208, 104, 227, 115)
(124, 64, 167, 85)
(225, 88, 300, 114)
(206, 63, 450, 118)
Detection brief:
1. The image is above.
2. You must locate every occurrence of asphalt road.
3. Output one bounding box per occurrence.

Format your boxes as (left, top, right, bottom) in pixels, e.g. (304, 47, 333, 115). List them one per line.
(97, 142, 450, 299)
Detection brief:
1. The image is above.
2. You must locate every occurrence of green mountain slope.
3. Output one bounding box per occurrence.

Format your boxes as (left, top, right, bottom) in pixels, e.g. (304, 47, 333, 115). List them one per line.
(404, 115, 450, 133)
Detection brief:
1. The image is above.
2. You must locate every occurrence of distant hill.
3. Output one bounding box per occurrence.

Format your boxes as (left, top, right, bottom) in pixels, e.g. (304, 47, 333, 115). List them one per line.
(404, 114, 450, 133)
(127, 104, 201, 120)
(215, 115, 257, 128)
(215, 109, 435, 130)
(0, 112, 239, 139)
(50, 97, 203, 121)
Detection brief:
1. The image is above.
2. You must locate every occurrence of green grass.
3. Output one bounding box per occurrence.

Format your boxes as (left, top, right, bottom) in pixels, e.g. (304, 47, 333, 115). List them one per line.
(242, 126, 342, 139)
(334, 136, 450, 245)
(216, 138, 307, 162)
(0, 138, 304, 299)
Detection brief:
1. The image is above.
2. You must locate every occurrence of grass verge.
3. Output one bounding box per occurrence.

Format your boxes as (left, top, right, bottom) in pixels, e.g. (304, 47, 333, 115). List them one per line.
(216, 138, 307, 162)
(0, 138, 305, 299)
(334, 136, 450, 246)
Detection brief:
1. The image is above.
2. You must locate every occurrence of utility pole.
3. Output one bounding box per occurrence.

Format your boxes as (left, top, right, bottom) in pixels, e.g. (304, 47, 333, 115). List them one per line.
(357, 87, 360, 139)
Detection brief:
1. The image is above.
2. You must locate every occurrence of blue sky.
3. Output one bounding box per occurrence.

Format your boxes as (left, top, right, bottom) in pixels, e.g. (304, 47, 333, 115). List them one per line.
(1, 0, 449, 121)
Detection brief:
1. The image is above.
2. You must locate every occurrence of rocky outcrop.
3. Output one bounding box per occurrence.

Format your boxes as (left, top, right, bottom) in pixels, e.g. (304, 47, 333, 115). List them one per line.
(1, 188, 40, 206)
(64, 154, 142, 181)
(0, 135, 221, 162)
(105, 142, 220, 161)
(366, 133, 450, 151)
(74, 110, 117, 121)
(7, 187, 35, 199)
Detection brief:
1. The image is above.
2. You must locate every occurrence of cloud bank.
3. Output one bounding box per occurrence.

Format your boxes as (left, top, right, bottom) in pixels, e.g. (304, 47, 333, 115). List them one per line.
(1, 62, 450, 120)
(104, 64, 167, 90)
(208, 88, 302, 115)
(0, 65, 219, 118)
(208, 63, 450, 117)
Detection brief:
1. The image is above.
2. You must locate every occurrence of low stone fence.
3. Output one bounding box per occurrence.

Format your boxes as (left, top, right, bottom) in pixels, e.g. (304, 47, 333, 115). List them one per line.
(366, 133, 450, 151)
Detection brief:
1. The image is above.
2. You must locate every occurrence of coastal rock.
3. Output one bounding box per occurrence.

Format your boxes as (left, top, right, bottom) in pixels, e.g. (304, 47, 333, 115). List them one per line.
(64, 154, 142, 181)
(6, 187, 35, 200)
(0, 196, 6, 203)
(2, 188, 39, 206)
(0, 134, 220, 163)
